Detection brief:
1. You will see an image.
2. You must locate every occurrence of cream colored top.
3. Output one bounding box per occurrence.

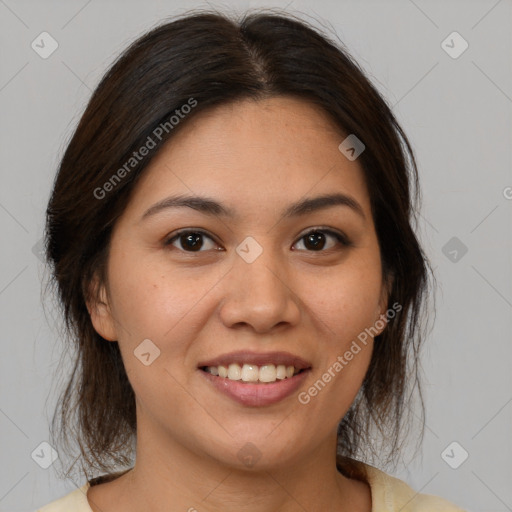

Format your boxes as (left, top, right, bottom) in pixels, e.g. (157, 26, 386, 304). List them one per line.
(37, 462, 466, 511)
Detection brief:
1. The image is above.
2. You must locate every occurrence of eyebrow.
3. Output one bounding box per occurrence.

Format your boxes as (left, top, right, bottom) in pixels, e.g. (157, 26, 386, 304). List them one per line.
(140, 192, 366, 222)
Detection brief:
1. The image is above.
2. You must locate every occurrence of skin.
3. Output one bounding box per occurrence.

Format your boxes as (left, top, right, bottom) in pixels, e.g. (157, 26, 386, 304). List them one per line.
(86, 96, 391, 512)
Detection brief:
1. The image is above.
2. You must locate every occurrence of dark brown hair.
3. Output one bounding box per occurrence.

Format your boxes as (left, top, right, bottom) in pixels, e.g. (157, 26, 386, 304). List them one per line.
(44, 7, 435, 482)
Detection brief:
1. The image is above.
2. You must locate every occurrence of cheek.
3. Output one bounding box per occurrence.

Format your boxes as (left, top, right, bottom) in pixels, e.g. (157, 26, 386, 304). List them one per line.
(107, 255, 225, 388)
(299, 272, 377, 417)
(107, 254, 206, 340)
(109, 264, 203, 414)
(301, 259, 383, 343)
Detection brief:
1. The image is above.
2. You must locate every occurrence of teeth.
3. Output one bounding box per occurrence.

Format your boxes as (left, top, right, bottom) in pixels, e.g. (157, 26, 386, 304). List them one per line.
(227, 363, 241, 380)
(241, 364, 259, 382)
(259, 364, 277, 383)
(276, 365, 287, 380)
(204, 363, 302, 383)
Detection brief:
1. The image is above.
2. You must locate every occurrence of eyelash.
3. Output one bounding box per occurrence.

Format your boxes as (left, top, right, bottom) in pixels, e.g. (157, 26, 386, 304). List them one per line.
(163, 227, 353, 254)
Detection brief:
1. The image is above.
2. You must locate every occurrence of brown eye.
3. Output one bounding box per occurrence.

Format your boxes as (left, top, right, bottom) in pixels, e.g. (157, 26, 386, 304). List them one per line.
(164, 227, 352, 254)
(293, 229, 351, 252)
(165, 230, 218, 252)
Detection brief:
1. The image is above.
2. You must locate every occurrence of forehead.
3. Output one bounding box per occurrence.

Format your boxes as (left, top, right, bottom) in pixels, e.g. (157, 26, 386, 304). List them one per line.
(122, 96, 371, 222)
(161, 95, 347, 163)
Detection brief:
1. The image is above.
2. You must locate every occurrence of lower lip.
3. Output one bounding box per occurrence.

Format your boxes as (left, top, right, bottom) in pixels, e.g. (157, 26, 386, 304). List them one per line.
(199, 369, 310, 407)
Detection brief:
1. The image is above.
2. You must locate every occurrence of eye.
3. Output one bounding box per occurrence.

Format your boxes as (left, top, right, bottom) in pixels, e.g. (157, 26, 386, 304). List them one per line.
(164, 227, 352, 254)
(164, 229, 220, 252)
(293, 228, 352, 252)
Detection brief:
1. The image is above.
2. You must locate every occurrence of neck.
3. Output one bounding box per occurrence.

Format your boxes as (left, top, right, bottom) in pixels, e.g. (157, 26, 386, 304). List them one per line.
(112, 419, 369, 512)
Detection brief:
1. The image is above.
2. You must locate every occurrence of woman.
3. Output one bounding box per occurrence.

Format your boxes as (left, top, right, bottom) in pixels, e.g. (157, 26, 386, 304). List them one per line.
(38, 9, 465, 511)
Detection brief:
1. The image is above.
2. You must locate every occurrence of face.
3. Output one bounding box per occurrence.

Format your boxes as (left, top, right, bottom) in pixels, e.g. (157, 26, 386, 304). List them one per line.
(88, 96, 390, 471)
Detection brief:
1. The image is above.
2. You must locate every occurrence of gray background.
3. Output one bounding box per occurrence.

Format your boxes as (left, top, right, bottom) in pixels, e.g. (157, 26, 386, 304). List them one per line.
(1, 0, 511, 511)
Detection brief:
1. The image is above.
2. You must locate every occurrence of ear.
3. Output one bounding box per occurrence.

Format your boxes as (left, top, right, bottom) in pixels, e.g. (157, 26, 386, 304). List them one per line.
(85, 272, 118, 341)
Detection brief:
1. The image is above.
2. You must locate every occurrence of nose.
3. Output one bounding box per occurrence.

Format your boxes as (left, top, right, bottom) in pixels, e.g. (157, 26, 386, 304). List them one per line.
(218, 245, 301, 334)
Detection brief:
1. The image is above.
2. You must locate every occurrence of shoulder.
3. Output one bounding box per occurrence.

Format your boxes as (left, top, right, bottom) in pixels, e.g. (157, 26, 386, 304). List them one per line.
(360, 462, 467, 512)
(37, 483, 91, 512)
(36, 469, 131, 511)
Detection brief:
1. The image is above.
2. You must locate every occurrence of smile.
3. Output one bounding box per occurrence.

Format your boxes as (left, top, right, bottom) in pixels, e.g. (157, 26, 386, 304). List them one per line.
(197, 351, 312, 407)
(200, 363, 303, 383)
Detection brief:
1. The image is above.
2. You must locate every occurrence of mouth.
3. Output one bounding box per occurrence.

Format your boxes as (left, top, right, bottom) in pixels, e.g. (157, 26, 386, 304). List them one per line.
(197, 351, 312, 407)
(199, 363, 305, 383)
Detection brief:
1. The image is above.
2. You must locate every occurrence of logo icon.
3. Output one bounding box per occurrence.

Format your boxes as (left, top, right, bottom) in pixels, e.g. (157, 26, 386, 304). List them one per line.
(32, 237, 45, 263)
(441, 32, 469, 59)
(31, 441, 59, 469)
(31, 32, 59, 59)
(134, 339, 161, 366)
(338, 134, 365, 161)
(236, 236, 263, 264)
(237, 442, 262, 468)
(442, 236, 468, 263)
(441, 441, 469, 469)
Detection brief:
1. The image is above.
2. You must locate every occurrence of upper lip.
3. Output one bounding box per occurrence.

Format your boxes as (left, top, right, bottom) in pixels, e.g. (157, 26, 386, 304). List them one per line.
(197, 351, 312, 370)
